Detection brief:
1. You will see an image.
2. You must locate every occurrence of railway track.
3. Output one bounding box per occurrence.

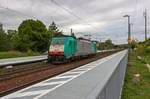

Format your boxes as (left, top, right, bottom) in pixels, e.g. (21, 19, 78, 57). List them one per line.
(0, 50, 120, 97)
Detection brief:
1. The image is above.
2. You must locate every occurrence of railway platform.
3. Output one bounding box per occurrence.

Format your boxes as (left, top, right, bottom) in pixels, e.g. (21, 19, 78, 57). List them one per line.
(1, 50, 128, 99)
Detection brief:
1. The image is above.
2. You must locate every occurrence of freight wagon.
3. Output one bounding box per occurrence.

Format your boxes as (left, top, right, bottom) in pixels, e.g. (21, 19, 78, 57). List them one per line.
(48, 36, 97, 63)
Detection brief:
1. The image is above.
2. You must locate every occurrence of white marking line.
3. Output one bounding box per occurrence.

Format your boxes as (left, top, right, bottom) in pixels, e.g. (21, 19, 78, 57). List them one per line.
(78, 65, 97, 69)
(2, 51, 122, 99)
(62, 71, 83, 74)
(33, 76, 81, 99)
(34, 81, 67, 87)
(84, 65, 96, 67)
(78, 66, 95, 69)
(4, 90, 50, 98)
(52, 75, 76, 79)
(74, 68, 91, 71)
(76, 65, 97, 69)
(2, 69, 85, 98)
(34, 53, 118, 99)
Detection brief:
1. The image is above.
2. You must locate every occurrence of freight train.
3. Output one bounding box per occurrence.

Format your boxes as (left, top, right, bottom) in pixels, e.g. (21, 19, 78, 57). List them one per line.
(48, 36, 97, 63)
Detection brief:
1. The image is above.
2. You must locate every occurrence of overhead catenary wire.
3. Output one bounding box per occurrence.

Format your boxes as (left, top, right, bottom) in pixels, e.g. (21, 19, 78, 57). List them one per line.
(51, 0, 82, 20)
(53, 0, 127, 28)
(51, 0, 129, 28)
(50, 0, 100, 31)
(0, 0, 137, 31)
(0, 5, 37, 19)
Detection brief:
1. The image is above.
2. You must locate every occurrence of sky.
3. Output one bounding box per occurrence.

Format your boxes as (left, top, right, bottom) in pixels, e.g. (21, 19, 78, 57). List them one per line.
(0, 0, 150, 44)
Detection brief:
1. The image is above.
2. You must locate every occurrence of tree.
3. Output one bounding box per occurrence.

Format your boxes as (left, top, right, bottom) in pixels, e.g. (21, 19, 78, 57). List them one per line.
(0, 30, 11, 51)
(105, 39, 114, 48)
(105, 39, 113, 45)
(7, 30, 17, 40)
(97, 39, 114, 50)
(15, 19, 48, 52)
(48, 22, 63, 37)
(97, 42, 106, 50)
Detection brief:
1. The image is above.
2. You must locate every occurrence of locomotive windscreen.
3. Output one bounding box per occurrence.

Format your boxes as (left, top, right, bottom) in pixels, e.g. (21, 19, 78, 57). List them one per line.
(49, 40, 64, 52)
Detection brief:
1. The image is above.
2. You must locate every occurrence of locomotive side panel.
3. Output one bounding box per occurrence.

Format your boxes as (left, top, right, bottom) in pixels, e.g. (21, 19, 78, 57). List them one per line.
(75, 39, 95, 56)
(91, 42, 97, 54)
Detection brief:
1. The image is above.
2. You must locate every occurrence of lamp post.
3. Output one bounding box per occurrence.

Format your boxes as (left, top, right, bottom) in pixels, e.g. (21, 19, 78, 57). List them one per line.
(123, 15, 131, 50)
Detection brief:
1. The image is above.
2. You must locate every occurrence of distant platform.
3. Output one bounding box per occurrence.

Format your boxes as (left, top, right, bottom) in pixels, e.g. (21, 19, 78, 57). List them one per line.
(0, 55, 47, 67)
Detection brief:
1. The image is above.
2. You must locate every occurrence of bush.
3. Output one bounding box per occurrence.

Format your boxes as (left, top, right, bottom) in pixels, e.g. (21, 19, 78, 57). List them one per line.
(131, 39, 138, 50)
(27, 49, 34, 56)
(145, 46, 150, 53)
(0, 51, 40, 59)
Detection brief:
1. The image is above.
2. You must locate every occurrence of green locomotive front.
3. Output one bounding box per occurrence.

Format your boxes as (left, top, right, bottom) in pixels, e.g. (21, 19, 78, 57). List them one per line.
(48, 36, 97, 63)
(48, 36, 77, 63)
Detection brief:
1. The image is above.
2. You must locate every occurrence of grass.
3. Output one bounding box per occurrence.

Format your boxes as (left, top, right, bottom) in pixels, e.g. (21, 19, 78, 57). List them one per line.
(121, 49, 150, 99)
(0, 51, 40, 59)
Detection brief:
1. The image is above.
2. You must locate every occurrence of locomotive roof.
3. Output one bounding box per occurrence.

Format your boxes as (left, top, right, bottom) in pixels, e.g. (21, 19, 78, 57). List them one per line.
(77, 37, 91, 41)
(50, 35, 76, 39)
(49, 36, 95, 43)
(49, 36, 76, 41)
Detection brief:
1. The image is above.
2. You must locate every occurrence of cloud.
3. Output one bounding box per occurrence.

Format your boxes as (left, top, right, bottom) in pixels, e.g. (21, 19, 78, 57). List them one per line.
(0, 0, 149, 44)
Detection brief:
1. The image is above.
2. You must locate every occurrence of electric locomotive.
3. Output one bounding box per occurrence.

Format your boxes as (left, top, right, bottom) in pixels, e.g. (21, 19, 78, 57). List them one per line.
(48, 36, 97, 63)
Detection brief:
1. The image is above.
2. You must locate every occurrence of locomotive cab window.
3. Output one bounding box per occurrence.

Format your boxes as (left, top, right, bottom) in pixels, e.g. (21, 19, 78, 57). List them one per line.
(49, 39, 64, 52)
(51, 40, 64, 45)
